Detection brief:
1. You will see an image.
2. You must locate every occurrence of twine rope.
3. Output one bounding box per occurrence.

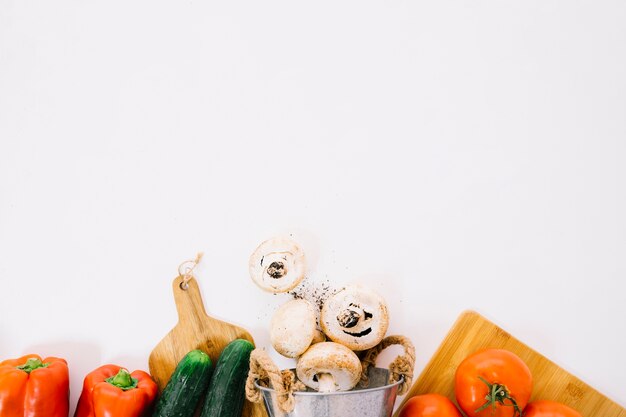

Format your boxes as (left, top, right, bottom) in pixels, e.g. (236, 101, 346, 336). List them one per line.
(177, 252, 204, 290)
(245, 349, 304, 413)
(360, 335, 416, 396)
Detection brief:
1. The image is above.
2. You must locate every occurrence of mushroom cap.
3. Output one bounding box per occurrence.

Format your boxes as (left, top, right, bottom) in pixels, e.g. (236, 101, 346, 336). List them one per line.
(320, 285, 389, 351)
(249, 237, 306, 293)
(296, 342, 362, 392)
(311, 329, 326, 345)
(270, 299, 317, 358)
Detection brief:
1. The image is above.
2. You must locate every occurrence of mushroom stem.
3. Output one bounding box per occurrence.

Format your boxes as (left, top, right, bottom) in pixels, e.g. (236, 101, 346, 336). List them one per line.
(317, 373, 336, 393)
(266, 261, 286, 278)
(337, 308, 362, 328)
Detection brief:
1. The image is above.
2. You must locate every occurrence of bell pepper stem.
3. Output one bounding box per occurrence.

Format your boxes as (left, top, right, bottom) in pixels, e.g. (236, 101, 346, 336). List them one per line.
(17, 358, 49, 373)
(105, 368, 139, 391)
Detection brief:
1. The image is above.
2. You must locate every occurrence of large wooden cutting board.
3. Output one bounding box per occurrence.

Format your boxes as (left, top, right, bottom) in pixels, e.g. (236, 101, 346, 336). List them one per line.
(149, 275, 267, 417)
(395, 311, 625, 417)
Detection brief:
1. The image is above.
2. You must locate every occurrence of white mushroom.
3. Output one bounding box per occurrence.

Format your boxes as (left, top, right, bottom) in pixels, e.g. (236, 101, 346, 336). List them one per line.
(320, 285, 389, 351)
(296, 342, 361, 392)
(311, 329, 326, 345)
(270, 299, 317, 358)
(249, 237, 306, 293)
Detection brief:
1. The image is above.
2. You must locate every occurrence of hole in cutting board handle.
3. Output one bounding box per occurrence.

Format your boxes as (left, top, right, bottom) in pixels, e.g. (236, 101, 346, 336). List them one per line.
(179, 281, 189, 291)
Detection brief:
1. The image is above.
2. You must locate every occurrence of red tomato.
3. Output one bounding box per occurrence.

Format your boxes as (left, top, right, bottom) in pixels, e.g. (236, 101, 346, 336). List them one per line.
(455, 349, 532, 417)
(524, 400, 583, 417)
(398, 394, 462, 417)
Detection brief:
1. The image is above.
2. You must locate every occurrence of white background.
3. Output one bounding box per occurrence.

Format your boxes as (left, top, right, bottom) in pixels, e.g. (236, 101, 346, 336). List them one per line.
(1, 0, 625, 414)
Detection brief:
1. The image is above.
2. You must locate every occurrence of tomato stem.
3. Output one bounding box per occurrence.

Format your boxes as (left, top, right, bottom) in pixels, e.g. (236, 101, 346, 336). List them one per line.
(474, 376, 523, 417)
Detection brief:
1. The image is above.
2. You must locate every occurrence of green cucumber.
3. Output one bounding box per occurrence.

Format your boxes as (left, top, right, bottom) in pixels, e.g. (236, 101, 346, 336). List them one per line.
(153, 350, 213, 417)
(201, 339, 254, 417)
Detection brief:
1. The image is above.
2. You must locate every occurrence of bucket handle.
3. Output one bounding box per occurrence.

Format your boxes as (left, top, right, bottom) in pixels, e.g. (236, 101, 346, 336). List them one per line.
(360, 335, 416, 395)
(245, 348, 305, 413)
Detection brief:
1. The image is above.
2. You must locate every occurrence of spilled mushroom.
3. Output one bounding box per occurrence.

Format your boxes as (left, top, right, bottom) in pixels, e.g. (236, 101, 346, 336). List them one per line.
(249, 237, 306, 293)
(320, 285, 389, 351)
(296, 342, 362, 393)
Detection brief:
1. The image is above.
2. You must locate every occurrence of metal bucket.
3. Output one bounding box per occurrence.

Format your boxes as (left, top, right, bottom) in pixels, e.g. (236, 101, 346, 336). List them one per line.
(256, 367, 402, 417)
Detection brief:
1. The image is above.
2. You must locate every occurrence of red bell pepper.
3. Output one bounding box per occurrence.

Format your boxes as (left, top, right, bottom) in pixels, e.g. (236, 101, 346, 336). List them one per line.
(74, 364, 157, 417)
(0, 354, 70, 417)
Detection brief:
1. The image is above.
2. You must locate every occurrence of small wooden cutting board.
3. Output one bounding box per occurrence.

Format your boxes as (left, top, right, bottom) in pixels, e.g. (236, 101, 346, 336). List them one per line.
(149, 275, 267, 417)
(395, 310, 625, 417)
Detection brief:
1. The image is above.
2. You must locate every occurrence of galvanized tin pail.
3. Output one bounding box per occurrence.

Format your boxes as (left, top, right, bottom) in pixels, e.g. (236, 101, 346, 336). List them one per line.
(255, 367, 402, 417)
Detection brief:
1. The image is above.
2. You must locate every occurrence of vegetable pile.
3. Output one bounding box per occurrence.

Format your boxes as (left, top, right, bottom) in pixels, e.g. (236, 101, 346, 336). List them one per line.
(0, 340, 252, 417)
(398, 348, 583, 417)
(0, 238, 590, 417)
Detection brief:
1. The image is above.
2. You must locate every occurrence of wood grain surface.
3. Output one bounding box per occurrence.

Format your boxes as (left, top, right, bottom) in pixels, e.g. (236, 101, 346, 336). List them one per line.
(395, 311, 625, 417)
(149, 275, 267, 417)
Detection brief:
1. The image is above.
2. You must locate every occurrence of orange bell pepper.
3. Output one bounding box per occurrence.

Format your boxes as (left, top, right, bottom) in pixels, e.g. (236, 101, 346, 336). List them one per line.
(74, 365, 157, 417)
(0, 354, 70, 417)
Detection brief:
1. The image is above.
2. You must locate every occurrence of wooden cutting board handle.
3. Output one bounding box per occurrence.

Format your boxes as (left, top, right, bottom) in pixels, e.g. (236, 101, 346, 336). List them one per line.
(173, 276, 209, 326)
